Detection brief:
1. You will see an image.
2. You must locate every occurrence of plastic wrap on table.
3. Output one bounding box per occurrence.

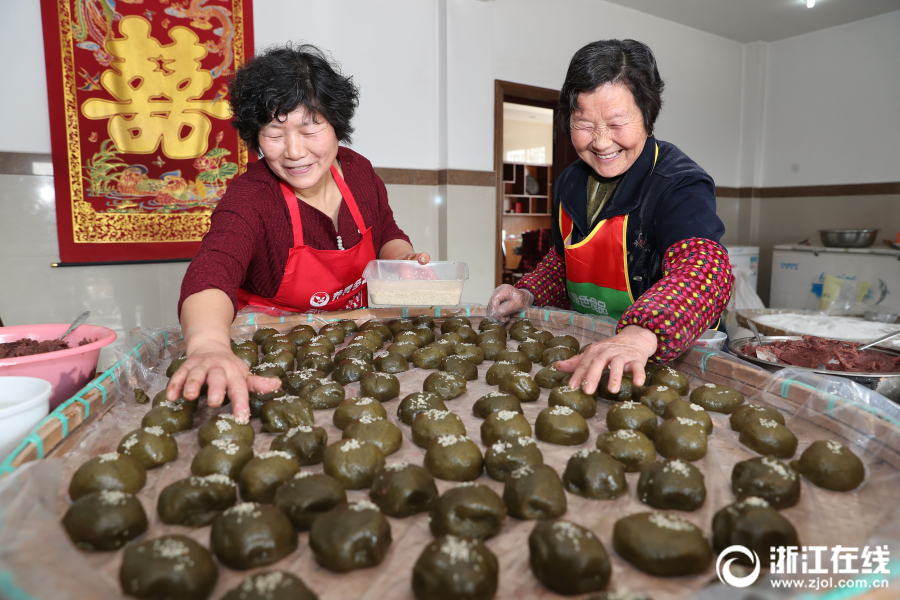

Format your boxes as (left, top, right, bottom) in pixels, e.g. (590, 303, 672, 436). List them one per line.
(0, 308, 899, 600)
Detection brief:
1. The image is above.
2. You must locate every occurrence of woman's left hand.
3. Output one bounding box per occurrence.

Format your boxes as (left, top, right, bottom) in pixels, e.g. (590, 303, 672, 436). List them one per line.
(395, 252, 430, 264)
(555, 325, 658, 395)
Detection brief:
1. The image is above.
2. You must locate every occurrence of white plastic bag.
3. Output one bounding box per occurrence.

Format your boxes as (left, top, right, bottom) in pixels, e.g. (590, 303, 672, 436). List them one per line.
(725, 265, 765, 339)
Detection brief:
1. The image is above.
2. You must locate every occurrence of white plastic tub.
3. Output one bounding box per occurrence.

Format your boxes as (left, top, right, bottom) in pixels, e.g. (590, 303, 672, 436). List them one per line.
(693, 329, 728, 351)
(0, 376, 52, 460)
(364, 260, 469, 307)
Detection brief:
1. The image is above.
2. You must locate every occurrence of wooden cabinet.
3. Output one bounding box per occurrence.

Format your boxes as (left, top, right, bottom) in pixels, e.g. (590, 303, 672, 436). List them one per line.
(501, 162, 553, 272)
(502, 162, 552, 215)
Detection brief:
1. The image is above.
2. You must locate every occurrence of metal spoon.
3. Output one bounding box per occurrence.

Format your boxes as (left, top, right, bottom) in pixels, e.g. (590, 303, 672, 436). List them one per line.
(859, 330, 900, 351)
(58, 311, 91, 341)
(747, 320, 779, 363)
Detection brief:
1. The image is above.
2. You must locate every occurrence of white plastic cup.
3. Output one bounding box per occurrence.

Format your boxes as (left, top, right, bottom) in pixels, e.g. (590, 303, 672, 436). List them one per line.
(693, 329, 728, 351)
(0, 376, 52, 461)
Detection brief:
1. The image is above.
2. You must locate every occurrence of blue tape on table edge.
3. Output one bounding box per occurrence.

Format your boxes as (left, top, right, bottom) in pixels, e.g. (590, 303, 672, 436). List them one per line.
(21, 434, 43, 460)
(0, 570, 41, 600)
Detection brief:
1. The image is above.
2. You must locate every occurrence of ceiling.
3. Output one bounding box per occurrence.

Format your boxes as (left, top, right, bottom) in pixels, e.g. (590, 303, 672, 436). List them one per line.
(503, 103, 554, 125)
(600, 0, 900, 43)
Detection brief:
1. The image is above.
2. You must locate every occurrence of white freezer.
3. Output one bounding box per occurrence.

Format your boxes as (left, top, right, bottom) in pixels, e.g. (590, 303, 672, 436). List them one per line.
(770, 244, 900, 311)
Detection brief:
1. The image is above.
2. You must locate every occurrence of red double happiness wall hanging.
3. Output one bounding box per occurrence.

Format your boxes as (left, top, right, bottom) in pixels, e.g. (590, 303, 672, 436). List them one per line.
(40, 0, 254, 263)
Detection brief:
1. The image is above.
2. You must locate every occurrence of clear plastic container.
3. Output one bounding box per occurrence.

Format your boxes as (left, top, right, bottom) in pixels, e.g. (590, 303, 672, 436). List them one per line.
(363, 260, 469, 307)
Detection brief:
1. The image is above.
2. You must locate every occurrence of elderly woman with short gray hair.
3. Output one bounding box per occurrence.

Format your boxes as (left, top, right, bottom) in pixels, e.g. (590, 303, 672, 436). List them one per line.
(489, 39, 733, 395)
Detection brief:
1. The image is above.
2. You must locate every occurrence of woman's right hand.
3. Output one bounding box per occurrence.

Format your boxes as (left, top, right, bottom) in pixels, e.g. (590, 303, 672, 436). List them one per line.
(166, 340, 280, 423)
(172, 289, 281, 423)
(486, 284, 534, 324)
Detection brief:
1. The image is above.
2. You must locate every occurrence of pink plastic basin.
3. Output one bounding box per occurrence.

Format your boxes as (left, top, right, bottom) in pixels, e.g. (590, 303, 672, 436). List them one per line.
(0, 324, 117, 410)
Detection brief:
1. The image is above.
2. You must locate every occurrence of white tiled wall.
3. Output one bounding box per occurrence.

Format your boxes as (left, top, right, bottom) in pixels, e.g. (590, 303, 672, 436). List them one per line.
(0, 174, 188, 369)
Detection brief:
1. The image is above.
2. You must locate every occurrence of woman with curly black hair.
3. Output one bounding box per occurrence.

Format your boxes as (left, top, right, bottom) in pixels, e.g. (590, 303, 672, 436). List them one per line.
(170, 43, 427, 420)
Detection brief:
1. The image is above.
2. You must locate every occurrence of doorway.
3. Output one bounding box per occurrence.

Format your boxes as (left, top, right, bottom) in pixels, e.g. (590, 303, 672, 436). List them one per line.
(493, 80, 580, 287)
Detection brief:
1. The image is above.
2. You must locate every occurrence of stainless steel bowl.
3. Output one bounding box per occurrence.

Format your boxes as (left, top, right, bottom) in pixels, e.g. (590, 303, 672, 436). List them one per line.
(728, 336, 900, 401)
(819, 229, 878, 248)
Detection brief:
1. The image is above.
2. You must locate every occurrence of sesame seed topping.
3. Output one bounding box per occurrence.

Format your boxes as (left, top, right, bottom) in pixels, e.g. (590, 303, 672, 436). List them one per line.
(98, 453, 119, 463)
(649, 512, 695, 531)
(215, 420, 232, 433)
(191, 474, 235, 487)
(760, 419, 778, 429)
(553, 521, 586, 547)
(550, 405, 574, 416)
(737, 496, 770, 508)
(356, 398, 374, 406)
(356, 415, 382, 425)
(294, 471, 315, 479)
(517, 436, 536, 446)
(211, 439, 241, 455)
(826, 440, 843, 454)
(98, 490, 129, 505)
(436, 434, 466, 447)
(225, 502, 261, 518)
(440, 535, 479, 564)
(663, 459, 691, 477)
(690, 403, 705, 412)
(286, 425, 314, 436)
(258, 451, 294, 461)
(143, 426, 165, 436)
(217, 413, 236, 421)
(423, 409, 450, 420)
(495, 410, 517, 421)
(241, 572, 286, 595)
(676, 417, 699, 427)
(761, 456, 796, 480)
(619, 401, 638, 410)
(454, 482, 478, 488)
(349, 500, 378, 512)
(490, 442, 510, 454)
(614, 429, 638, 440)
(121, 435, 138, 450)
(573, 448, 598, 459)
(341, 439, 363, 452)
(703, 383, 717, 388)
(655, 385, 669, 391)
(511, 466, 533, 479)
(384, 461, 410, 472)
(748, 405, 767, 411)
(151, 538, 191, 560)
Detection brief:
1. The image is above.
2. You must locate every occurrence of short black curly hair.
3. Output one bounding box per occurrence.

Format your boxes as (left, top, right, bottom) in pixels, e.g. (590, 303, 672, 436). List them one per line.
(229, 42, 360, 154)
(558, 39, 664, 137)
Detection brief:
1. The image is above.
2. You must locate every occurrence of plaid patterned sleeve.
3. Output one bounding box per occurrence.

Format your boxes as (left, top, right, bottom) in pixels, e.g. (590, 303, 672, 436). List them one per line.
(617, 238, 734, 362)
(514, 247, 569, 308)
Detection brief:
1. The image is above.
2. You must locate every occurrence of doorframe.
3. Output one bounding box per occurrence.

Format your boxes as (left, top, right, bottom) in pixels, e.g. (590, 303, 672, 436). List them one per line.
(493, 80, 560, 287)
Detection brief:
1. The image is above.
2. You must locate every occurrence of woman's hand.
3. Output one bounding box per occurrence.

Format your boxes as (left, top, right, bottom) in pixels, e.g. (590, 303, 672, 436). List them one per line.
(486, 284, 534, 323)
(394, 251, 430, 264)
(166, 339, 280, 423)
(171, 289, 281, 422)
(555, 325, 658, 395)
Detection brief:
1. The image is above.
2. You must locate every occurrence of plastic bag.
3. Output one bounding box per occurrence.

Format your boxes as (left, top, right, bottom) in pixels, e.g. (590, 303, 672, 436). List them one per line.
(2, 311, 900, 600)
(725, 265, 765, 340)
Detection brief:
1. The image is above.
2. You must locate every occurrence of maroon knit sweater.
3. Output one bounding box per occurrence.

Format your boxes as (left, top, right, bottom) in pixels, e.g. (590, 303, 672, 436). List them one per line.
(178, 146, 409, 318)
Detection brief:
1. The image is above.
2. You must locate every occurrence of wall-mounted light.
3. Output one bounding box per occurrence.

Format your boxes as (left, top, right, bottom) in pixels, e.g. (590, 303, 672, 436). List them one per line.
(807, 0, 815, 8)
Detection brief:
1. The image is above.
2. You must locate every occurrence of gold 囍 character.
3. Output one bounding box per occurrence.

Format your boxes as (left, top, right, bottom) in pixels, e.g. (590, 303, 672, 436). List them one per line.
(81, 16, 230, 160)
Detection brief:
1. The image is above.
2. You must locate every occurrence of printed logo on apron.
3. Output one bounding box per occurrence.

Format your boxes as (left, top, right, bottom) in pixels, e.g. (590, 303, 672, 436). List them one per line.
(236, 165, 377, 314)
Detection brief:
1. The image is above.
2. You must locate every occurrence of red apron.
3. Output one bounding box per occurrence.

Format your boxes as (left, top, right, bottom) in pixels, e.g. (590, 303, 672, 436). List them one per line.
(560, 144, 658, 320)
(236, 165, 376, 313)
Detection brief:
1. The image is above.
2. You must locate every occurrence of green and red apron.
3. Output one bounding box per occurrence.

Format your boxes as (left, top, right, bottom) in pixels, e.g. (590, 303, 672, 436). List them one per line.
(561, 145, 657, 320)
(237, 165, 376, 314)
